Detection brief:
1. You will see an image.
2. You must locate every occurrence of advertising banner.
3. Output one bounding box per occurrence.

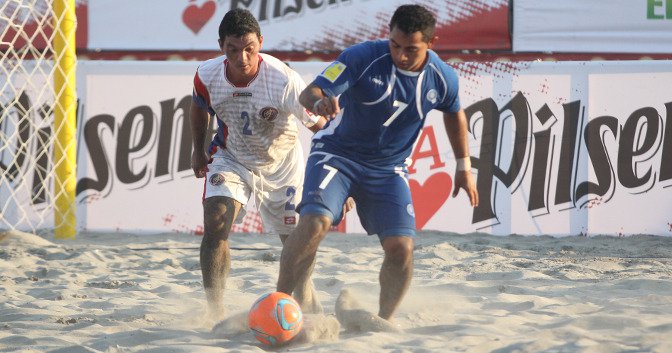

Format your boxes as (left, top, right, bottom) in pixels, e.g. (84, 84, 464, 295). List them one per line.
(74, 61, 201, 233)
(4, 60, 672, 236)
(69, 60, 672, 236)
(87, 0, 510, 51)
(513, 0, 672, 53)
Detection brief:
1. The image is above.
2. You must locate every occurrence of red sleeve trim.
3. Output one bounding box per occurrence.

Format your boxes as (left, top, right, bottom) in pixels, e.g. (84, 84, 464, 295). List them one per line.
(193, 71, 211, 107)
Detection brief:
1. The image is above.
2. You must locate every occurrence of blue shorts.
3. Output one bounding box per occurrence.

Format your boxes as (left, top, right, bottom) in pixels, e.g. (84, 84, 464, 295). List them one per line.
(297, 152, 416, 238)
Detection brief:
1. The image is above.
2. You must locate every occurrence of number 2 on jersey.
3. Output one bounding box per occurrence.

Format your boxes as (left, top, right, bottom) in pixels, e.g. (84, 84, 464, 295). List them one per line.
(382, 100, 408, 127)
(240, 111, 252, 135)
(285, 187, 296, 210)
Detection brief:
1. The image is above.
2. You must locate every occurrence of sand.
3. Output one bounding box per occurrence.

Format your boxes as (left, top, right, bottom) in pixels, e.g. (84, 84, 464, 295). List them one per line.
(1, 229, 672, 352)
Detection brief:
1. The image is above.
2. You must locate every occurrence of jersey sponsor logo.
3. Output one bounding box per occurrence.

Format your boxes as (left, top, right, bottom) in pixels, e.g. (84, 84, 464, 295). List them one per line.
(284, 216, 296, 225)
(259, 106, 279, 121)
(233, 92, 252, 98)
(209, 173, 226, 186)
(371, 77, 384, 86)
(320, 61, 346, 83)
(426, 89, 438, 104)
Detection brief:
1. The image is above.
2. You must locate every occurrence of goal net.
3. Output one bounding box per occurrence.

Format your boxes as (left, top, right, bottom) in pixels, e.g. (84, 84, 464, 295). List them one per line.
(0, 0, 77, 238)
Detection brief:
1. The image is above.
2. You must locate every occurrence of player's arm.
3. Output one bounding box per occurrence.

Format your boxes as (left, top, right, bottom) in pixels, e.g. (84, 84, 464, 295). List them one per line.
(299, 83, 340, 120)
(190, 102, 210, 178)
(307, 115, 328, 133)
(285, 70, 330, 133)
(443, 109, 479, 207)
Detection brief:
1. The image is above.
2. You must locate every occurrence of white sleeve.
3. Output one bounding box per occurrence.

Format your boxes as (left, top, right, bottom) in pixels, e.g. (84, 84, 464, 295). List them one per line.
(283, 69, 319, 127)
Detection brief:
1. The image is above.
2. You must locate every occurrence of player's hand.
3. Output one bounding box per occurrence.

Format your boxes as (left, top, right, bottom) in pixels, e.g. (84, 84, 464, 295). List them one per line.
(453, 170, 479, 207)
(313, 96, 340, 120)
(342, 197, 355, 214)
(191, 149, 209, 178)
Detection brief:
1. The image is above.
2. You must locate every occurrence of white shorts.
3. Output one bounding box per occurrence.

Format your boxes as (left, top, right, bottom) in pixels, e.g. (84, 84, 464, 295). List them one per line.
(203, 145, 304, 235)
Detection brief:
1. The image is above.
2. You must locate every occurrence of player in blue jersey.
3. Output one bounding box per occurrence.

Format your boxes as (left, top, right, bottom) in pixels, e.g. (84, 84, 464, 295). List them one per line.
(277, 4, 479, 323)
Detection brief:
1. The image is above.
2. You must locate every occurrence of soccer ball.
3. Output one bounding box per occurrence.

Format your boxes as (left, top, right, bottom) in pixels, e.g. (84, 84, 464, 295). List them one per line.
(248, 292, 304, 346)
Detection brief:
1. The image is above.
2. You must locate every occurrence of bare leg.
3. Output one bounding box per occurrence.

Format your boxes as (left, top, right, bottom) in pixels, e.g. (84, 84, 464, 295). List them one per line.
(200, 196, 241, 319)
(378, 236, 414, 320)
(277, 214, 331, 298)
(280, 234, 323, 314)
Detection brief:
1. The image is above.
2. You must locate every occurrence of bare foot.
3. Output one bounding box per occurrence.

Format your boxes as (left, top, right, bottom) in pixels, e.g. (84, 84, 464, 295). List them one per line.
(294, 284, 324, 314)
(295, 314, 340, 343)
(298, 294, 324, 315)
(211, 311, 249, 337)
(204, 289, 226, 322)
(334, 289, 401, 333)
(205, 306, 226, 324)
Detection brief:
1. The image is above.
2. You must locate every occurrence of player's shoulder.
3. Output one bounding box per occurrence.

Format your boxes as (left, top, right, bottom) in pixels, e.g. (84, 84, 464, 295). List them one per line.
(198, 55, 226, 72)
(343, 40, 390, 62)
(259, 53, 296, 79)
(426, 50, 457, 78)
(197, 55, 226, 79)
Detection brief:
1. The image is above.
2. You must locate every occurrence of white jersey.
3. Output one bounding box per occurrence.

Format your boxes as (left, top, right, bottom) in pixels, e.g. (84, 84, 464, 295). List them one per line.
(193, 53, 318, 171)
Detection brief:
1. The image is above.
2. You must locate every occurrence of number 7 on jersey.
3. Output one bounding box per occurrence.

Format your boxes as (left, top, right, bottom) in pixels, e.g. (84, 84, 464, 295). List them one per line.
(319, 165, 338, 189)
(383, 100, 408, 127)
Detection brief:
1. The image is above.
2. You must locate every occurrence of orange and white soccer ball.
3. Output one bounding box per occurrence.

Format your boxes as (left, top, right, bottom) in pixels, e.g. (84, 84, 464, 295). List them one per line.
(248, 292, 304, 346)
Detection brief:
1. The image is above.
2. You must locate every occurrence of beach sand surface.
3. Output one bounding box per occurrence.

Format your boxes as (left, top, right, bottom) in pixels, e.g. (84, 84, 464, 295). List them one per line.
(1, 230, 672, 352)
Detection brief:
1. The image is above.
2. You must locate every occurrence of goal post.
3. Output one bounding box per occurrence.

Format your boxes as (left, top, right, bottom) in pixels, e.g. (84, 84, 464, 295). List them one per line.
(0, 0, 78, 238)
(53, 0, 77, 239)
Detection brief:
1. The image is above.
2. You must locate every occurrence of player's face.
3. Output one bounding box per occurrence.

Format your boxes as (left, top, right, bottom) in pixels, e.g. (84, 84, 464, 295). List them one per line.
(220, 33, 263, 77)
(388, 26, 434, 72)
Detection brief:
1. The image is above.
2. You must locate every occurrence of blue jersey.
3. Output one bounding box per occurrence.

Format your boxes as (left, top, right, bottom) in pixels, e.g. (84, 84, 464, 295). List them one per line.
(311, 40, 461, 167)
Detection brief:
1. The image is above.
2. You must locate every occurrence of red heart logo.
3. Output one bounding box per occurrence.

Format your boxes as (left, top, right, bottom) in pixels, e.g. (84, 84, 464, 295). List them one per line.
(182, 1, 216, 34)
(409, 172, 452, 230)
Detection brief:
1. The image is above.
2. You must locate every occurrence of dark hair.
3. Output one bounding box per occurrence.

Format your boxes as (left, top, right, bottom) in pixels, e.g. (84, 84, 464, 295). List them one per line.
(219, 8, 261, 40)
(388, 4, 436, 42)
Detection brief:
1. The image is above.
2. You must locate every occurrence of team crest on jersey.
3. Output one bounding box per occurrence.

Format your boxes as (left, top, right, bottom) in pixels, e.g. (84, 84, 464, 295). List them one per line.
(209, 173, 226, 186)
(407, 203, 415, 217)
(259, 107, 279, 121)
(426, 89, 438, 104)
(284, 216, 296, 225)
(321, 61, 346, 83)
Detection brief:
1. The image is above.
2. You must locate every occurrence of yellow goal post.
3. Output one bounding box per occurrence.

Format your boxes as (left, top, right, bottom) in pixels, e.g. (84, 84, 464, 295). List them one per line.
(0, 0, 77, 238)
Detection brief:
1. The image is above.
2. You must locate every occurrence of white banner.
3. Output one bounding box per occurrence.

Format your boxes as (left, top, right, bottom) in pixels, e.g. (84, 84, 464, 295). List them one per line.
(74, 61, 201, 233)
(87, 0, 508, 51)
(513, 0, 672, 53)
(66, 60, 672, 236)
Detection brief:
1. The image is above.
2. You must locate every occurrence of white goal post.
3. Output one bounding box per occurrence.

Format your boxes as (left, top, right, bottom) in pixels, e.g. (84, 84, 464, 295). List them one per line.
(0, 0, 77, 238)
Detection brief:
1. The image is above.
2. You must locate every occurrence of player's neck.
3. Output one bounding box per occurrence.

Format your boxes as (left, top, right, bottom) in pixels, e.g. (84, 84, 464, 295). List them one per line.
(396, 64, 426, 76)
(395, 53, 430, 74)
(226, 58, 261, 87)
(412, 54, 430, 72)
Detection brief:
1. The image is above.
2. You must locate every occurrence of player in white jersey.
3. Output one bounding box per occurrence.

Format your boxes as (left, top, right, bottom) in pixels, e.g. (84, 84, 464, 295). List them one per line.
(189, 8, 328, 319)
